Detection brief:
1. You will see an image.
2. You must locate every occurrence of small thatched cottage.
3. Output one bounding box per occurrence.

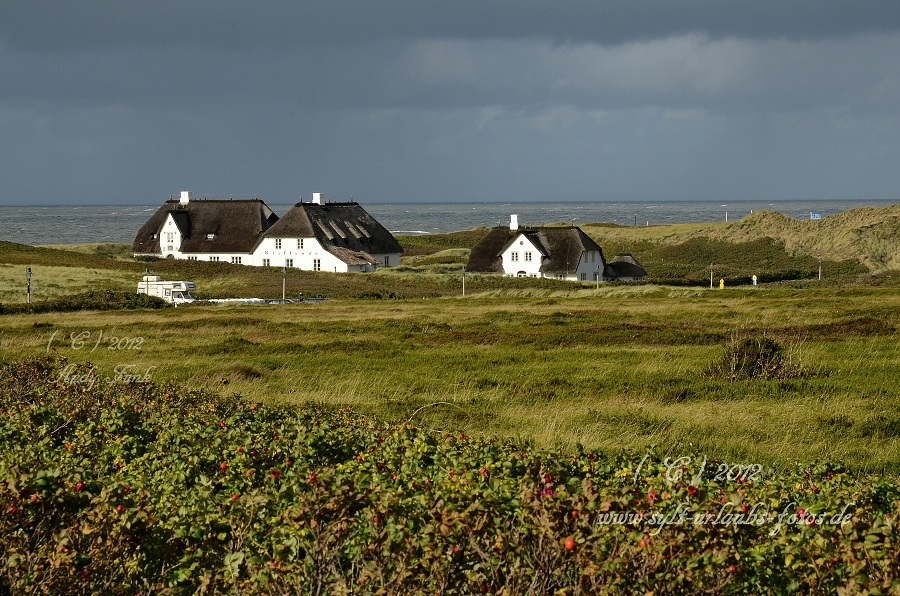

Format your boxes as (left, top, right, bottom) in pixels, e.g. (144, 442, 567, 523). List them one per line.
(466, 215, 645, 282)
(133, 192, 402, 272)
(466, 215, 606, 282)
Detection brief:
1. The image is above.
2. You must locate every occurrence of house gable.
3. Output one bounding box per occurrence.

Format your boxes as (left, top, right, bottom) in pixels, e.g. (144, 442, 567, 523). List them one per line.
(261, 201, 402, 268)
(467, 224, 608, 281)
(133, 196, 278, 256)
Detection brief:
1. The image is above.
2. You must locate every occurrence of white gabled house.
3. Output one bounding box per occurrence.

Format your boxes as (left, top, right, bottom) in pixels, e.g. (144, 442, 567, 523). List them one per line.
(467, 214, 641, 282)
(133, 192, 279, 264)
(133, 191, 402, 272)
(257, 193, 402, 273)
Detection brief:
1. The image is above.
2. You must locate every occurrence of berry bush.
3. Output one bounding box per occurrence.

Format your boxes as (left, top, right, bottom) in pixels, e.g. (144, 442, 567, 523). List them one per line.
(1, 357, 898, 594)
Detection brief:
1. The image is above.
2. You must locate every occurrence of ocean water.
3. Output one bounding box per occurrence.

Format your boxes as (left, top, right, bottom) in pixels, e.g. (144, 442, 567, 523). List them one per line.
(0, 199, 894, 246)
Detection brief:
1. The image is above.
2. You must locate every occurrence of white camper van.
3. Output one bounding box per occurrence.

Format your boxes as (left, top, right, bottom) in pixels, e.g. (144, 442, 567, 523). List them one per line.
(137, 275, 196, 304)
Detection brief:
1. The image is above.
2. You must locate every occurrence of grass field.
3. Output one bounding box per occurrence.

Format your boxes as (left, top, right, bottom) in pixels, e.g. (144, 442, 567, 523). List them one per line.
(4, 208, 899, 592)
(1, 284, 898, 473)
(2, 205, 899, 472)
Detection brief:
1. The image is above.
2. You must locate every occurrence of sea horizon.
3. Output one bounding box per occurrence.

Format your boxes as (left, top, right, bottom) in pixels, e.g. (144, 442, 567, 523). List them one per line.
(1, 198, 896, 246)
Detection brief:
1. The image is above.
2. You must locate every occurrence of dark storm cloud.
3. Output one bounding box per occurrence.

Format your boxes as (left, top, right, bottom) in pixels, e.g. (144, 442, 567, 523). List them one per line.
(1, 1, 898, 204)
(4, 0, 898, 51)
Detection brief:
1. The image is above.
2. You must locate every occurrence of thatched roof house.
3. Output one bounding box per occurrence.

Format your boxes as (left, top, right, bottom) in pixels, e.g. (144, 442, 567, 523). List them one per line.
(467, 215, 644, 282)
(133, 191, 401, 272)
(259, 199, 403, 270)
(467, 217, 606, 281)
(133, 193, 278, 258)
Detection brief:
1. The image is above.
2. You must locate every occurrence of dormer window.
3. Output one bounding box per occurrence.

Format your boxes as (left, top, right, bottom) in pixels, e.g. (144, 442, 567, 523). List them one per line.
(206, 233, 215, 240)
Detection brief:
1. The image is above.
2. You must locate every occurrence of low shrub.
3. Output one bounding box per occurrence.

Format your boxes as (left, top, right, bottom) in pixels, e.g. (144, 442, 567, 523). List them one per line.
(708, 335, 810, 381)
(1, 356, 898, 594)
(0, 290, 169, 315)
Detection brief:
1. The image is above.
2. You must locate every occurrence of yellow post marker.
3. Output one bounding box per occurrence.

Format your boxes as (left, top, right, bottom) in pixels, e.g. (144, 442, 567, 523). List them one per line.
(719, 278, 725, 290)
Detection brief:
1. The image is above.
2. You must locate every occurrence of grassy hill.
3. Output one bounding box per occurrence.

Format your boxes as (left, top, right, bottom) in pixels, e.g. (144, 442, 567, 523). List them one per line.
(579, 204, 900, 274)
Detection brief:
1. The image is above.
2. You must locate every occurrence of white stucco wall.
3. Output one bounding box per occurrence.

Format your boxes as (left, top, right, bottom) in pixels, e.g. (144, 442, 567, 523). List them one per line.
(501, 234, 543, 278)
(253, 237, 352, 272)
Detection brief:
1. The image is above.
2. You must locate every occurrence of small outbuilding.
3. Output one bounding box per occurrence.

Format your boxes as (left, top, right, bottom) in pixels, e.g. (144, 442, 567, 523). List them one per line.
(603, 255, 648, 282)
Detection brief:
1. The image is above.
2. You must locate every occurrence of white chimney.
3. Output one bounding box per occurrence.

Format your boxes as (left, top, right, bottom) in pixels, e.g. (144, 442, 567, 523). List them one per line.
(312, 192, 323, 205)
(179, 191, 191, 204)
(510, 214, 519, 231)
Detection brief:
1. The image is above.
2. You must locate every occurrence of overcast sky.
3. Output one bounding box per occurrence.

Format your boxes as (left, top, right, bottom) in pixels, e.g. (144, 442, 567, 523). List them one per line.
(2, 1, 899, 205)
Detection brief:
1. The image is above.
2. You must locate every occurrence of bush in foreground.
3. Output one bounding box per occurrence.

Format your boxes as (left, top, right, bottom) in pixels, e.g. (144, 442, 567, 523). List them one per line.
(0, 290, 169, 315)
(1, 357, 898, 594)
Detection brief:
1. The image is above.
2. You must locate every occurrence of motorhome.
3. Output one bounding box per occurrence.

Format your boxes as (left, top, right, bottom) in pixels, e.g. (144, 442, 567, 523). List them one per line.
(137, 275, 196, 304)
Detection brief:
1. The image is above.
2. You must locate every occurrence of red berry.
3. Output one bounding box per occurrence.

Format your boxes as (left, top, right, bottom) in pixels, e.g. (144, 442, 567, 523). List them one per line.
(219, 463, 228, 471)
(564, 536, 575, 551)
(571, 510, 578, 518)
(686, 485, 698, 496)
(741, 504, 749, 513)
(7, 506, 17, 514)
(74, 481, 85, 492)
(231, 494, 239, 501)
(271, 470, 280, 479)
(116, 504, 124, 513)
(728, 564, 736, 573)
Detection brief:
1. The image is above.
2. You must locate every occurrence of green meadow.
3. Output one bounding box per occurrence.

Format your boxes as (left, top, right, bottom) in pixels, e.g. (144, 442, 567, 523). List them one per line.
(2, 205, 899, 472)
(2, 284, 898, 473)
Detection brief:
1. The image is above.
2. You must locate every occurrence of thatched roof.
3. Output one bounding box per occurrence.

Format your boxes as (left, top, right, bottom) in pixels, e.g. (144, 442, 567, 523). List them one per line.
(133, 199, 278, 254)
(604, 254, 647, 279)
(264, 202, 402, 263)
(467, 227, 604, 274)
